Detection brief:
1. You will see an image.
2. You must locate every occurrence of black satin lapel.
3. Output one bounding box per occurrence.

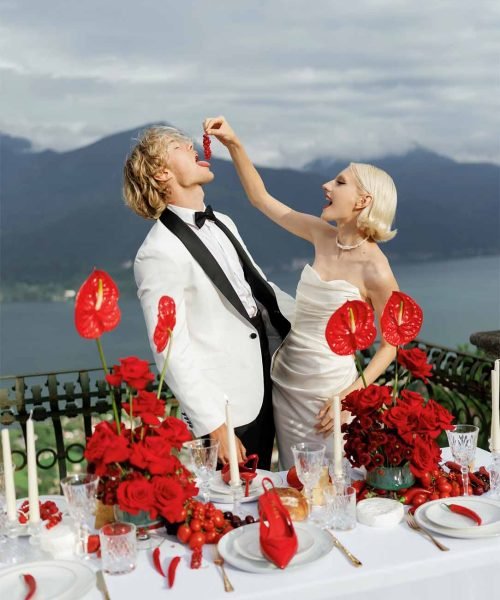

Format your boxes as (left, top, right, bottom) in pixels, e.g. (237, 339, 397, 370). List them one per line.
(159, 210, 251, 324)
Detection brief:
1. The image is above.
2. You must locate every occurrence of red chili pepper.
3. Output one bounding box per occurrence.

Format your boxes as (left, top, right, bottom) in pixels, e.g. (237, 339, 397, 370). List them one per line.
(445, 503, 482, 525)
(168, 556, 181, 588)
(469, 472, 483, 487)
(152, 547, 165, 577)
(444, 461, 463, 473)
(22, 573, 36, 600)
(400, 487, 431, 505)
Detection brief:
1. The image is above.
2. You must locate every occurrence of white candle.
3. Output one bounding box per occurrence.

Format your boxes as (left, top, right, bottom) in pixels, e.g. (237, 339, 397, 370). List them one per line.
(491, 360, 500, 452)
(332, 395, 344, 479)
(224, 397, 240, 486)
(1, 428, 17, 522)
(26, 414, 40, 524)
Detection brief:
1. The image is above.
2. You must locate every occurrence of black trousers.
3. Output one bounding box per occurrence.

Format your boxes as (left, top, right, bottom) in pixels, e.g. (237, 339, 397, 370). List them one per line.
(233, 310, 275, 471)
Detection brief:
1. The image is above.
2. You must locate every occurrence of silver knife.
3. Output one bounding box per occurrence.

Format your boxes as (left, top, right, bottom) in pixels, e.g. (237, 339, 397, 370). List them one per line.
(96, 570, 111, 600)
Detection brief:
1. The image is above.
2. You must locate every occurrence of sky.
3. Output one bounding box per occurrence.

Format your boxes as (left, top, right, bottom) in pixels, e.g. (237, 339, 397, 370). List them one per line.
(1, 0, 499, 167)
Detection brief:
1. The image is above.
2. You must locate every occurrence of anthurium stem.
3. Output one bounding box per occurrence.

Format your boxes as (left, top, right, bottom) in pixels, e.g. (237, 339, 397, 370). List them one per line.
(393, 347, 399, 404)
(128, 387, 135, 443)
(354, 353, 367, 388)
(157, 329, 173, 400)
(96, 337, 121, 433)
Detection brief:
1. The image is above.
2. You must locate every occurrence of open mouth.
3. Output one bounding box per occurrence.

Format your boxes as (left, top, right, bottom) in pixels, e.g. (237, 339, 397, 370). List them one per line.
(323, 197, 333, 209)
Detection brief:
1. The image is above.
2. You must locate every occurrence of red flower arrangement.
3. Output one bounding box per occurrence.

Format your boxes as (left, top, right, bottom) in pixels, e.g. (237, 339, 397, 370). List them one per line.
(75, 270, 197, 523)
(326, 291, 454, 481)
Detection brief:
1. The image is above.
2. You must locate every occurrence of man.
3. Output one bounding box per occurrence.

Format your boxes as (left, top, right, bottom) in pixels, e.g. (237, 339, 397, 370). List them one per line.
(123, 125, 292, 469)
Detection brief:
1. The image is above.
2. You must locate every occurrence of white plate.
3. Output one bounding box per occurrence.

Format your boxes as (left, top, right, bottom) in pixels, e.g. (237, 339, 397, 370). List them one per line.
(415, 498, 500, 539)
(234, 523, 315, 562)
(0, 560, 95, 599)
(424, 497, 500, 530)
(217, 522, 334, 573)
(16, 495, 69, 536)
(208, 470, 283, 503)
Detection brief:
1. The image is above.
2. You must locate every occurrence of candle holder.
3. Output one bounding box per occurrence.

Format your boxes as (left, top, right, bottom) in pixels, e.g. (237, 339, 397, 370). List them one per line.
(229, 481, 243, 517)
(1, 518, 24, 564)
(24, 520, 51, 561)
(489, 451, 500, 498)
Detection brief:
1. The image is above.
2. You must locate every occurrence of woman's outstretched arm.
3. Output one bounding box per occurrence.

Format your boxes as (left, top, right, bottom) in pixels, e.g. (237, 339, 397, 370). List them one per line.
(204, 116, 331, 243)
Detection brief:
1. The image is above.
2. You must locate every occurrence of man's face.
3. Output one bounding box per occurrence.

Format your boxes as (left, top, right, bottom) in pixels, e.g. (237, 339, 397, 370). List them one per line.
(164, 139, 214, 188)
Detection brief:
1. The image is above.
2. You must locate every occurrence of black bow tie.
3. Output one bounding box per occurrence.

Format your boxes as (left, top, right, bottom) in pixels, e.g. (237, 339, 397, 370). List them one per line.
(194, 205, 216, 229)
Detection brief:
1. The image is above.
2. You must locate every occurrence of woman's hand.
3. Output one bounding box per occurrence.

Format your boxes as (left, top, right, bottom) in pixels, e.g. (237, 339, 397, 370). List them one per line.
(315, 394, 352, 436)
(203, 116, 239, 148)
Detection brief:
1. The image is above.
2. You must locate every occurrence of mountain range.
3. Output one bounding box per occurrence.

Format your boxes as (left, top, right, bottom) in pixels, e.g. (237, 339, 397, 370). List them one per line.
(1, 125, 499, 296)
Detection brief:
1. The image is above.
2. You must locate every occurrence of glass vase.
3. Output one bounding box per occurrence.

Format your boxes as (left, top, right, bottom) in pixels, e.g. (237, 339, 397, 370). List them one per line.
(113, 506, 164, 546)
(366, 462, 415, 491)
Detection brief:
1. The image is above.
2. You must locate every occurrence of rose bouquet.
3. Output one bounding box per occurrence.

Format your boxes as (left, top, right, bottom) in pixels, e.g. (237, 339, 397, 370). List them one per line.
(326, 291, 455, 487)
(75, 269, 197, 523)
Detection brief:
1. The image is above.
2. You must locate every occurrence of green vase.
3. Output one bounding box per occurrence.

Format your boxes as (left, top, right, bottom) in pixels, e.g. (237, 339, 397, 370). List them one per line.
(366, 462, 415, 491)
(113, 507, 163, 540)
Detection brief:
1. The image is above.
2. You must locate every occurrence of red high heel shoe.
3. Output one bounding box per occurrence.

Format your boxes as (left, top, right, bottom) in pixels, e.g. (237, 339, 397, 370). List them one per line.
(258, 477, 298, 569)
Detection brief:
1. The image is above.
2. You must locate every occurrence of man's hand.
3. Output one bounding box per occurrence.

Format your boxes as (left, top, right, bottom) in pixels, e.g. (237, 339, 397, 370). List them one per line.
(209, 423, 247, 464)
(203, 116, 239, 148)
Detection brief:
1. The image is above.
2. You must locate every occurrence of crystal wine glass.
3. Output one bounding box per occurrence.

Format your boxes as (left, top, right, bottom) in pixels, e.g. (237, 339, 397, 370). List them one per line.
(446, 425, 479, 496)
(61, 473, 99, 558)
(291, 442, 326, 518)
(183, 439, 219, 503)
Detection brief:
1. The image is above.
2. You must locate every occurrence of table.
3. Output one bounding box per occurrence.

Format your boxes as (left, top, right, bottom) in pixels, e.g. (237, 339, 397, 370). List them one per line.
(4, 448, 500, 600)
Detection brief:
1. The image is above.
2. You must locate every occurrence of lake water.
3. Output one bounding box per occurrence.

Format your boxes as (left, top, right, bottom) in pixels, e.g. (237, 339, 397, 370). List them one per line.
(0, 255, 498, 376)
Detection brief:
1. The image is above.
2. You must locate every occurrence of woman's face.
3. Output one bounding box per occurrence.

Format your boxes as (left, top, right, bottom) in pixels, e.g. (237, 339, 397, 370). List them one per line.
(321, 167, 364, 222)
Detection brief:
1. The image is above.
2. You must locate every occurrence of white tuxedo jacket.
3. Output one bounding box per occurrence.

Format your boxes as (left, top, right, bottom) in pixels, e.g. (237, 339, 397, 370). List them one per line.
(134, 209, 292, 437)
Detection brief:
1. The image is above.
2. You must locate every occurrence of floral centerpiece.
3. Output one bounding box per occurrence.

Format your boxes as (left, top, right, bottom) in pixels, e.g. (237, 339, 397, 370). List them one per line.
(74, 269, 197, 526)
(326, 291, 455, 491)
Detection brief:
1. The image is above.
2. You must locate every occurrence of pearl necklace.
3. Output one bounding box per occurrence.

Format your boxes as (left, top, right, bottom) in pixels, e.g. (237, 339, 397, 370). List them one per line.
(336, 236, 369, 251)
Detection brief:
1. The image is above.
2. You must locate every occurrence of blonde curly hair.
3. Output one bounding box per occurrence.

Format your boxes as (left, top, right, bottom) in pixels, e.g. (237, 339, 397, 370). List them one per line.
(349, 162, 398, 242)
(123, 126, 192, 219)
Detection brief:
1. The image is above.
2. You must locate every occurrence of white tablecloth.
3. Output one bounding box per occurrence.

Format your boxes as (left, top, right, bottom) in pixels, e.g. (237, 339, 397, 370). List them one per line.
(4, 448, 500, 600)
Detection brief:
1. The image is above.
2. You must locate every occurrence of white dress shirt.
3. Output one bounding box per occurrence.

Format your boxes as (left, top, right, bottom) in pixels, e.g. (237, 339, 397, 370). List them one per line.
(167, 204, 258, 317)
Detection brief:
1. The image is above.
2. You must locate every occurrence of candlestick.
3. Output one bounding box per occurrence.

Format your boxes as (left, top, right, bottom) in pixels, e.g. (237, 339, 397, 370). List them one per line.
(490, 360, 500, 452)
(26, 414, 40, 524)
(1, 428, 17, 522)
(332, 395, 343, 479)
(225, 396, 240, 486)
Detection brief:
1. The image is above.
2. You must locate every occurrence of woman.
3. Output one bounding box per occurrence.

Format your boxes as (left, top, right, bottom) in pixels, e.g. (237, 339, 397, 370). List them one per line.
(204, 116, 399, 469)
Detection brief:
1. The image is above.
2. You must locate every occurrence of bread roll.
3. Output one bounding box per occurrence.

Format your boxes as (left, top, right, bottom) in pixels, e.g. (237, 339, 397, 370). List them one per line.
(274, 487, 308, 521)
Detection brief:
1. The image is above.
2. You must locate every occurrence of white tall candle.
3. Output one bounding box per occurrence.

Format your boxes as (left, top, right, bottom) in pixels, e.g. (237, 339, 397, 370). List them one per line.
(26, 414, 40, 523)
(333, 395, 343, 478)
(225, 397, 240, 486)
(491, 360, 500, 452)
(1, 428, 17, 522)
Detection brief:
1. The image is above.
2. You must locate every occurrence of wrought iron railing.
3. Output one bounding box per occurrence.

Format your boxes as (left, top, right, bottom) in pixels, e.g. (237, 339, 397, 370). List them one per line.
(0, 341, 494, 489)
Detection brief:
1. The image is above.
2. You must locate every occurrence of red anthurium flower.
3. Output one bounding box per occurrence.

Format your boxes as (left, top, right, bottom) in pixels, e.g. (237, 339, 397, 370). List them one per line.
(154, 296, 177, 353)
(74, 269, 121, 339)
(325, 300, 377, 355)
(381, 291, 423, 346)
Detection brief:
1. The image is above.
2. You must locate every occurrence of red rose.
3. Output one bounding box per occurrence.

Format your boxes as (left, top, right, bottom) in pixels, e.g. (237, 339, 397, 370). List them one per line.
(419, 399, 454, 439)
(381, 291, 423, 346)
(74, 269, 121, 339)
(399, 389, 424, 407)
(151, 476, 187, 523)
(159, 417, 192, 449)
(398, 348, 433, 383)
(325, 300, 377, 355)
(410, 436, 441, 478)
(119, 357, 155, 390)
(382, 399, 422, 444)
(344, 385, 391, 416)
(84, 421, 130, 475)
(105, 365, 123, 387)
(129, 438, 182, 476)
(122, 390, 165, 420)
(116, 474, 155, 517)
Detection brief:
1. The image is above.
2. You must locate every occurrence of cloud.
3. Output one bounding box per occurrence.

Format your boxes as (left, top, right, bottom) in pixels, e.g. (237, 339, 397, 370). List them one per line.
(0, 0, 498, 165)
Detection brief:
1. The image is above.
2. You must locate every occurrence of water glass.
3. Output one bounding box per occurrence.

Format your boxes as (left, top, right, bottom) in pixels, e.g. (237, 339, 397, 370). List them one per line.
(489, 453, 500, 499)
(446, 425, 479, 496)
(323, 485, 356, 531)
(182, 439, 219, 503)
(100, 522, 137, 575)
(291, 442, 326, 518)
(61, 473, 99, 557)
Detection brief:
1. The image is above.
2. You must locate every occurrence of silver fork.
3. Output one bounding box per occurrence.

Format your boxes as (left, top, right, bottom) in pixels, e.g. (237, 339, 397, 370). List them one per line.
(406, 513, 449, 551)
(213, 547, 234, 592)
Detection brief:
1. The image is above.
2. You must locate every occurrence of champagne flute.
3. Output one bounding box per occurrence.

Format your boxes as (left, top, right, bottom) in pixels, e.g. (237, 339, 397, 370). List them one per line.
(183, 439, 219, 503)
(61, 473, 99, 558)
(446, 425, 479, 496)
(291, 442, 326, 518)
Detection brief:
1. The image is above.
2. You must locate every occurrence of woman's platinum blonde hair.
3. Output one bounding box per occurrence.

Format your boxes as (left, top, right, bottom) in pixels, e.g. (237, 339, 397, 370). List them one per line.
(349, 162, 397, 242)
(123, 126, 192, 219)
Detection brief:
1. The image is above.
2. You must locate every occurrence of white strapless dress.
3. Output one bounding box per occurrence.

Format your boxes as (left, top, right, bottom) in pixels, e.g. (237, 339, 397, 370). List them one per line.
(272, 264, 361, 470)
